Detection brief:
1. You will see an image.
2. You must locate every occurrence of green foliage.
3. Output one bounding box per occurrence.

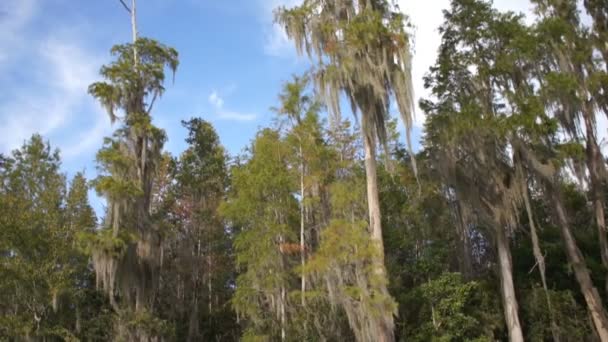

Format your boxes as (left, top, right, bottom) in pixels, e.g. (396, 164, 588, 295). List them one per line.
(87, 33, 180, 340)
(88, 38, 178, 123)
(152, 118, 238, 341)
(0, 135, 107, 340)
(276, 0, 417, 180)
(304, 219, 396, 319)
(7, 1, 608, 341)
(222, 129, 298, 338)
(413, 273, 486, 341)
(522, 287, 592, 341)
(116, 309, 174, 341)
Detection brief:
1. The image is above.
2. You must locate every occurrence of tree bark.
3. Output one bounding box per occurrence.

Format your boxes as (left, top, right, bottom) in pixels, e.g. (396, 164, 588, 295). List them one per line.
(522, 184, 560, 342)
(131, 0, 138, 63)
(362, 131, 395, 342)
(300, 144, 306, 307)
(455, 199, 473, 279)
(551, 190, 608, 341)
(515, 141, 608, 340)
(583, 111, 608, 296)
(495, 225, 525, 342)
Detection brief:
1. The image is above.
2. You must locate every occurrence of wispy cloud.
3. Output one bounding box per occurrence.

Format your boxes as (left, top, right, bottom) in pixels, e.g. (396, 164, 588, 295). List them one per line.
(216, 110, 257, 122)
(0, 0, 110, 160)
(396, 0, 532, 127)
(0, 0, 36, 67)
(209, 90, 225, 109)
(263, 21, 294, 57)
(208, 89, 256, 122)
(259, 0, 302, 58)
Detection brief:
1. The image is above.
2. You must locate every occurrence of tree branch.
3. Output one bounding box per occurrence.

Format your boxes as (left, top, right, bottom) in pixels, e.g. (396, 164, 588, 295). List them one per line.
(147, 91, 159, 114)
(118, 0, 131, 13)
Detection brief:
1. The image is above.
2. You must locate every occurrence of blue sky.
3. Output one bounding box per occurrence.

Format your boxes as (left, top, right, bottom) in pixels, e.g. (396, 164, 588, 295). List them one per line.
(0, 0, 534, 215)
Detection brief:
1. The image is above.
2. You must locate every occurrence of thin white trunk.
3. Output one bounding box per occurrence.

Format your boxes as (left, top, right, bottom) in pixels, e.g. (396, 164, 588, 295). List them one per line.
(208, 253, 212, 314)
(278, 232, 286, 342)
(583, 111, 608, 296)
(553, 194, 608, 341)
(495, 226, 524, 342)
(281, 285, 286, 342)
(362, 131, 394, 342)
(522, 185, 560, 342)
(131, 0, 138, 63)
(112, 202, 120, 237)
(299, 143, 306, 307)
(363, 133, 384, 254)
(516, 140, 608, 340)
(141, 136, 146, 183)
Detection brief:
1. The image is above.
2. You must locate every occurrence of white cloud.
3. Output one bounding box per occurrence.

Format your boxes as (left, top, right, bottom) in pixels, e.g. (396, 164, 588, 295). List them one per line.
(264, 24, 294, 57)
(259, 0, 302, 58)
(208, 89, 257, 122)
(209, 90, 225, 109)
(0, 0, 110, 160)
(0, 0, 36, 67)
(216, 110, 257, 122)
(62, 109, 110, 159)
(259, 0, 534, 127)
(397, 0, 532, 127)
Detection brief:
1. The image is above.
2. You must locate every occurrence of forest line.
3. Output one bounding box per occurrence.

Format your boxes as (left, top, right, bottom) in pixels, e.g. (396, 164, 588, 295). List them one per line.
(2, 0, 608, 341)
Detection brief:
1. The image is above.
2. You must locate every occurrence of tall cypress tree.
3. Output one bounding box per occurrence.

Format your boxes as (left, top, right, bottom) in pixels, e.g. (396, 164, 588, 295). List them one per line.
(275, 2, 417, 339)
(87, 1, 178, 336)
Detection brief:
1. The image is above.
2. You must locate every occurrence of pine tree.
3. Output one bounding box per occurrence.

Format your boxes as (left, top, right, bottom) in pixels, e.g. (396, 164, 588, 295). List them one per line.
(155, 118, 237, 341)
(0, 135, 94, 340)
(222, 129, 299, 341)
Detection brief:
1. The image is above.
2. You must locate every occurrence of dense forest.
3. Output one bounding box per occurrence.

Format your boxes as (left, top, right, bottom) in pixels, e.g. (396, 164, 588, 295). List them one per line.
(2, 0, 608, 340)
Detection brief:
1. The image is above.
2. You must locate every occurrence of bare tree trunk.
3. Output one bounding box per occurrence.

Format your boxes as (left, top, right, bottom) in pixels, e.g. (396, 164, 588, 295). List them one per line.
(552, 191, 608, 341)
(455, 199, 473, 279)
(281, 285, 286, 342)
(300, 144, 306, 307)
(515, 139, 608, 339)
(276, 227, 287, 342)
(135, 287, 143, 313)
(131, 0, 138, 63)
(112, 202, 120, 238)
(522, 185, 560, 342)
(187, 296, 199, 342)
(583, 113, 608, 296)
(362, 131, 395, 342)
(495, 225, 524, 342)
(207, 253, 212, 314)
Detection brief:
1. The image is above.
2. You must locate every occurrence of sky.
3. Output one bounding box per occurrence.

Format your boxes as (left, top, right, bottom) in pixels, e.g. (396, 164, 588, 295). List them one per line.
(0, 0, 534, 214)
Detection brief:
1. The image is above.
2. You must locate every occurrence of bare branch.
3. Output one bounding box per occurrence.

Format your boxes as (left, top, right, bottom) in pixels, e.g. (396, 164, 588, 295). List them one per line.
(118, 0, 131, 13)
(146, 91, 159, 114)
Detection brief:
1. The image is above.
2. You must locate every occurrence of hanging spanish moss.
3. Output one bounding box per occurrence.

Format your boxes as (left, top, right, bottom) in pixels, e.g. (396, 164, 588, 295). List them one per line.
(276, 0, 416, 169)
(275, 2, 416, 340)
(88, 36, 178, 339)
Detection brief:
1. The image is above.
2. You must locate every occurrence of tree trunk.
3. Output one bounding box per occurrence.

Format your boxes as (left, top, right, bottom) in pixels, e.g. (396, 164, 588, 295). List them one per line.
(131, 0, 138, 63)
(455, 199, 473, 279)
(495, 225, 525, 342)
(514, 139, 608, 339)
(187, 296, 199, 342)
(523, 185, 560, 342)
(207, 253, 212, 314)
(112, 202, 120, 238)
(583, 112, 608, 296)
(300, 144, 306, 307)
(281, 285, 286, 342)
(362, 131, 395, 342)
(277, 229, 287, 342)
(551, 190, 608, 341)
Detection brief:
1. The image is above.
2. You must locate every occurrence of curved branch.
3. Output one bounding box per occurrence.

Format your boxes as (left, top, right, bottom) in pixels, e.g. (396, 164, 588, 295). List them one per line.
(118, 0, 131, 13)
